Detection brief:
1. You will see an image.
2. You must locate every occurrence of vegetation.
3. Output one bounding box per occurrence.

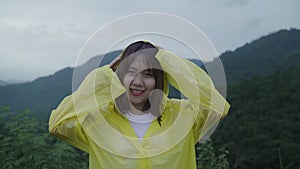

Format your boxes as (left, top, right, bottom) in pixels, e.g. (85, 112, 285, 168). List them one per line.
(0, 106, 89, 169)
(213, 68, 300, 169)
(221, 28, 300, 84)
(196, 140, 230, 169)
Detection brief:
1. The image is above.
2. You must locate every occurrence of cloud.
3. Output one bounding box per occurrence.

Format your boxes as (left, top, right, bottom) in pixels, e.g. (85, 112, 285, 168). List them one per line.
(242, 18, 262, 32)
(0, 0, 300, 82)
(225, 0, 250, 7)
(0, 20, 90, 81)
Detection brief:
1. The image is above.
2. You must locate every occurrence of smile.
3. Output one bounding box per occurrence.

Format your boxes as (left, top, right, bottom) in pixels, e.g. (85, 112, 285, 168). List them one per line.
(130, 89, 145, 96)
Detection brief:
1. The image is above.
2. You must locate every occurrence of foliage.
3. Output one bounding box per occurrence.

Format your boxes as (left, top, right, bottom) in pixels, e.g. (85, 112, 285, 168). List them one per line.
(213, 69, 300, 169)
(196, 139, 230, 169)
(220, 28, 300, 84)
(0, 106, 88, 169)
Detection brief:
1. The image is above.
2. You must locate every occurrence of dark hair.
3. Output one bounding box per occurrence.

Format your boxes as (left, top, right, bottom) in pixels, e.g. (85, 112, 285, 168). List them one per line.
(111, 41, 159, 71)
(114, 41, 164, 118)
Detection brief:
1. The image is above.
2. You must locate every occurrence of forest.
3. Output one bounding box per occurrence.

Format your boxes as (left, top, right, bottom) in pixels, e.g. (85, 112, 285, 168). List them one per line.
(213, 68, 300, 168)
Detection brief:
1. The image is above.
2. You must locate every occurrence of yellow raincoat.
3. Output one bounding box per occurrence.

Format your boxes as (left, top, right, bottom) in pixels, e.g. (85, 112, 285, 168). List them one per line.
(49, 49, 230, 169)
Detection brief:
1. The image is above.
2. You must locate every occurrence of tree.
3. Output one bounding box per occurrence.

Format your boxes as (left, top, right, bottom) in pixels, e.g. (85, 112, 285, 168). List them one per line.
(0, 106, 88, 169)
(196, 139, 230, 169)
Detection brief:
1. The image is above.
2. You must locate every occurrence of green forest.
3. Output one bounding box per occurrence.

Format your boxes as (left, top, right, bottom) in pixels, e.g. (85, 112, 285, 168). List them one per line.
(213, 68, 300, 168)
(0, 29, 299, 168)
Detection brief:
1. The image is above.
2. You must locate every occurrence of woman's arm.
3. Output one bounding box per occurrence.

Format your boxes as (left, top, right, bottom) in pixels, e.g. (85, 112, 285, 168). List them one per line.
(155, 49, 230, 143)
(49, 95, 90, 152)
(49, 65, 126, 152)
(155, 49, 229, 116)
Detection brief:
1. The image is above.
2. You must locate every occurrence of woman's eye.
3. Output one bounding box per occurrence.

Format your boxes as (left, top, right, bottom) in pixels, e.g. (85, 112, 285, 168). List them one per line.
(144, 72, 153, 77)
(127, 70, 135, 75)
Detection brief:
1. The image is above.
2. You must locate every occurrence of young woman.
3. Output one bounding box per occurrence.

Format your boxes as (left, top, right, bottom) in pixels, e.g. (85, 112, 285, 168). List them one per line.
(49, 41, 230, 169)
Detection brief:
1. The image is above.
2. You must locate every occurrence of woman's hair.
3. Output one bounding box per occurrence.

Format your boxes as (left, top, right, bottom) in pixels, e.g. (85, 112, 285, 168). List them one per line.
(114, 41, 164, 117)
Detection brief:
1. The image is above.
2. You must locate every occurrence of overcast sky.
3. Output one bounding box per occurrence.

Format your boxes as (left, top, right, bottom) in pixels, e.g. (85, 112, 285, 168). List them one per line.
(0, 0, 299, 82)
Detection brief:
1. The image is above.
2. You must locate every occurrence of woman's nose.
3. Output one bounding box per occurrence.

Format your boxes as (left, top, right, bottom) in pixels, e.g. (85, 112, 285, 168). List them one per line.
(131, 74, 143, 86)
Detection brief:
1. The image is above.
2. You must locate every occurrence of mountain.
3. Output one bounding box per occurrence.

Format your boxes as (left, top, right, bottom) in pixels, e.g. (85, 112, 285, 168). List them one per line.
(0, 50, 202, 119)
(1, 29, 299, 118)
(71, 50, 122, 90)
(219, 28, 300, 84)
(0, 28, 299, 117)
(0, 51, 121, 120)
(0, 80, 8, 86)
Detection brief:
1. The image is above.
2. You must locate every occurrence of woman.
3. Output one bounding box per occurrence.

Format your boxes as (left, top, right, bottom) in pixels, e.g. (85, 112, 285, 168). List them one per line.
(49, 41, 230, 169)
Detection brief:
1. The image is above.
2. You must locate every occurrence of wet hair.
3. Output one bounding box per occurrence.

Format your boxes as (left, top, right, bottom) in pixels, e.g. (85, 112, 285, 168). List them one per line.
(114, 41, 164, 120)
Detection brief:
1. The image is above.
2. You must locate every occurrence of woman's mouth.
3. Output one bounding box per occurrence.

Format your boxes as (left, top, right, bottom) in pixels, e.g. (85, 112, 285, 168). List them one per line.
(130, 89, 145, 96)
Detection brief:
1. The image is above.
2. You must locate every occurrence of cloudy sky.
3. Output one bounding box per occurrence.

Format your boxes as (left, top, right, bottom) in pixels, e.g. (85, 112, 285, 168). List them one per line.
(0, 0, 299, 82)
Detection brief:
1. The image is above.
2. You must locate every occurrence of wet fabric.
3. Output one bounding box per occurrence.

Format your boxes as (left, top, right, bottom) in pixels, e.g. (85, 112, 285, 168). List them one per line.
(49, 49, 230, 169)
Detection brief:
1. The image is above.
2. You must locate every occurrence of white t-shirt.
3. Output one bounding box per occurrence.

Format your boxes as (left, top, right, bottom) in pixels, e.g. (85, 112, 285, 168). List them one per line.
(125, 112, 155, 142)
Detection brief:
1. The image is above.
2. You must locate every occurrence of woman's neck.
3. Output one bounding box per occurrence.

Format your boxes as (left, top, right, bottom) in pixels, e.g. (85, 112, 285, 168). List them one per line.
(129, 105, 148, 115)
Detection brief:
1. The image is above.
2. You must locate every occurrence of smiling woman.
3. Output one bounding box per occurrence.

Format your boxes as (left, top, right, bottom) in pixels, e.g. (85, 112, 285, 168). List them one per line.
(49, 41, 230, 169)
(113, 41, 164, 117)
(123, 58, 157, 112)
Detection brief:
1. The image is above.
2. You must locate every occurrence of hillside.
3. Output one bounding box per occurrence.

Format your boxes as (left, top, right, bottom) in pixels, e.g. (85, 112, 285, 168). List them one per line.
(0, 80, 8, 86)
(0, 51, 121, 120)
(0, 50, 201, 119)
(220, 28, 300, 84)
(213, 68, 300, 168)
(1, 29, 300, 119)
(0, 67, 73, 120)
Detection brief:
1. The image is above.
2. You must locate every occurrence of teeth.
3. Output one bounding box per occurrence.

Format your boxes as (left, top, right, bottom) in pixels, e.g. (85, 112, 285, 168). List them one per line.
(132, 89, 143, 94)
(130, 89, 144, 95)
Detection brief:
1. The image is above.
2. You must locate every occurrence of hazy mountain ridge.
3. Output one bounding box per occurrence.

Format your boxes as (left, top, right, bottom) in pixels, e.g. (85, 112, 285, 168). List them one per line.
(0, 51, 121, 120)
(0, 50, 200, 119)
(0, 80, 8, 86)
(220, 28, 300, 84)
(0, 79, 25, 86)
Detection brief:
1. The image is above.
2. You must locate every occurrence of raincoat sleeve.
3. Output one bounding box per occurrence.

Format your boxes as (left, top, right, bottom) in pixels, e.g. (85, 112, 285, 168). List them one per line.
(155, 49, 230, 143)
(49, 65, 126, 152)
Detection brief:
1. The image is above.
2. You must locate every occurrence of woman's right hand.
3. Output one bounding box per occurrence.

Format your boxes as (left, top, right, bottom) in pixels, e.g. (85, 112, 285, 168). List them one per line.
(110, 56, 122, 71)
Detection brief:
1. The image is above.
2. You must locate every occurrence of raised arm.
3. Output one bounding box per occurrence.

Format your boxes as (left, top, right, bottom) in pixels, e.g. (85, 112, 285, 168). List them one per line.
(49, 65, 126, 152)
(155, 49, 230, 143)
(155, 49, 229, 117)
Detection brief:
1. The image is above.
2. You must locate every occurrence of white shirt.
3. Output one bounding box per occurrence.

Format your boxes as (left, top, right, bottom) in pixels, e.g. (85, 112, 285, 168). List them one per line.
(125, 112, 155, 142)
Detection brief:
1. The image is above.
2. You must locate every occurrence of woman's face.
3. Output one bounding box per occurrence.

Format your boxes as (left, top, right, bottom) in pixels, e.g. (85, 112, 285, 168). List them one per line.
(123, 57, 156, 111)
